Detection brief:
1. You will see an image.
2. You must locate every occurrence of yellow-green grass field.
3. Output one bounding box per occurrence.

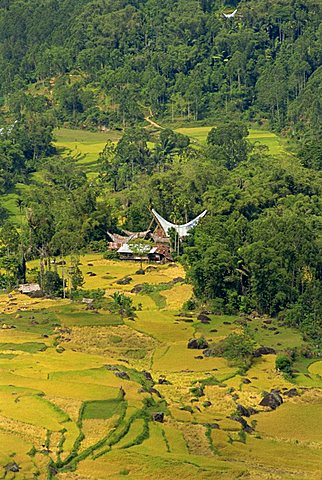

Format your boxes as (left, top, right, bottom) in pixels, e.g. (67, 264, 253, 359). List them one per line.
(54, 127, 121, 178)
(1, 182, 30, 225)
(176, 126, 288, 155)
(0, 255, 321, 479)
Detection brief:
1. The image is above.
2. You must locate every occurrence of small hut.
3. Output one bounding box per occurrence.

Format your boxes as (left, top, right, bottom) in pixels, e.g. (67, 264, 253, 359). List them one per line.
(18, 283, 42, 298)
(117, 244, 172, 264)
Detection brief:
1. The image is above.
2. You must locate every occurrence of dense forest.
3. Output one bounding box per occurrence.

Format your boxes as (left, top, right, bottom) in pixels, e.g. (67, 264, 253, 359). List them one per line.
(0, 0, 321, 135)
(0, 0, 321, 345)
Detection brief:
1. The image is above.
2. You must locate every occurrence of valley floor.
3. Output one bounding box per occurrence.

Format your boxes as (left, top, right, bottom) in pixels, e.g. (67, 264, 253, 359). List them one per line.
(0, 255, 321, 479)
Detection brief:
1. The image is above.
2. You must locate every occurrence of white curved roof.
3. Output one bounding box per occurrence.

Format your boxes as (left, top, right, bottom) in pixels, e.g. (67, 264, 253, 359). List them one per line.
(152, 209, 207, 238)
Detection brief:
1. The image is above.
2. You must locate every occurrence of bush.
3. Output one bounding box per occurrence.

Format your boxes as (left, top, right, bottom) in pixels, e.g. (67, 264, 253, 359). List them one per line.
(206, 333, 255, 369)
(70, 288, 105, 301)
(110, 335, 122, 344)
(275, 355, 293, 376)
(0, 273, 15, 289)
(108, 292, 136, 319)
(183, 297, 197, 311)
(70, 287, 112, 310)
(190, 385, 204, 397)
(209, 297, 225, 315)
(88, 240, 107, 253)
(119, 469, 130, 476)
(103, 250, 120, 260)
(41, 271, 63, 297)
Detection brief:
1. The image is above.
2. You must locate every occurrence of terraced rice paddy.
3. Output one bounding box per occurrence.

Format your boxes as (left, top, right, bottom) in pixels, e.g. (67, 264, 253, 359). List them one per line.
(54, 128, 122, 179)
(0, 255, 321, 479)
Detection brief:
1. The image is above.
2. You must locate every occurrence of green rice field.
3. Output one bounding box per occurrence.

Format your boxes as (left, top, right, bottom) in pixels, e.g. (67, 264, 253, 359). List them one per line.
(54, 127, 122, 178)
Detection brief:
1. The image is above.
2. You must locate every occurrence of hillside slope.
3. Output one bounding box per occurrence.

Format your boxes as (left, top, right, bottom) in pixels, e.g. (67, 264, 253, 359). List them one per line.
(0, 0, 321, 134)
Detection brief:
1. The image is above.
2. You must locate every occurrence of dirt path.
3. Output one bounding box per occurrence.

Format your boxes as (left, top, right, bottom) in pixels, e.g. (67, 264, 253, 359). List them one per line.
(144, 111, 164, 130)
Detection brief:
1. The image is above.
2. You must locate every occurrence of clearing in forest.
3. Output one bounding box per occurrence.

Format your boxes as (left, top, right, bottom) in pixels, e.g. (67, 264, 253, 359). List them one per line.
(176, 126, 288, 155)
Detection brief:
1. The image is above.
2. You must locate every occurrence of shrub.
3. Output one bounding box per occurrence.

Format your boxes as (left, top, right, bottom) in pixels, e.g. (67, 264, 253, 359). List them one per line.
(276, 354, 293, 376)
(208, 333, 255, 364)
(183, 297, 197, 311)
(119, 469, 130, 476)
(88, 240, 107, 252)
(108, 292, 136, 319)
(190, 385, 204, 397)
(70, 288, 106, 308)
(238, 430, 247, 443)
(41, 271, 63, 297)
(110, 335, 122, 344)
(103, 250, 120, 260)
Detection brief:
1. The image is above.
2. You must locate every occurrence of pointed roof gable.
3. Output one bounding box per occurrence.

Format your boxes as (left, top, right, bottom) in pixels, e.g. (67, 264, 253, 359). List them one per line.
(151, 209, 207, 239)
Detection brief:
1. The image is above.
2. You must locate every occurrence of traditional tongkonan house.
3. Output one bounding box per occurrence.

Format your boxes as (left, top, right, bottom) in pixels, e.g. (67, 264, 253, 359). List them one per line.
(107, 209, 207, 263)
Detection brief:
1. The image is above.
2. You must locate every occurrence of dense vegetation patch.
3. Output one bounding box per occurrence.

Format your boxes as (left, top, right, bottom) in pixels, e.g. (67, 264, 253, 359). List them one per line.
(0, 0, 321, 138)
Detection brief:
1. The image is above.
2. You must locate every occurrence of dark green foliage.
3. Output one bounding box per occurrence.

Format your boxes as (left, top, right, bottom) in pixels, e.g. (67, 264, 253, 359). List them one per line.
(238, 430, 247, 444)
(103, 249, 120, 260)
(108, 292, 136, 319)
(98, 129, 153, 191)
(70, 259, 84, 291)
(284, 287, 322, 345)
(27, 446, 37, 457)
(207, 333, 255, 364)
(159, 129, 190, 155)
(190, 385, 205, 397)
(0, 0, 321, 135)
(299, 141, 322, 171)
(70, 288, 105, 302)
(207, 123, 249, 169)
(183, 149, 322, 335)
(0, 254, 25, 286)
(275, 354, 293, 376)
(0, 140, 26, 192)
(205, 425, 218, 453)
(41, 271, 63, 297)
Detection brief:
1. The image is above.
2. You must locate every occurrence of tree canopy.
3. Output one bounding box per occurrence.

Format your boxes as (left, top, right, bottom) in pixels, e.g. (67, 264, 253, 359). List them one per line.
(0, 0, 321, 137)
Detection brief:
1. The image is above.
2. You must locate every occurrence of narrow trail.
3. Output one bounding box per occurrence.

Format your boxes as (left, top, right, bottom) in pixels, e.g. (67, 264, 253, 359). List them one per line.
(145, 116, 164, 129)
(144, 109, 164, 129)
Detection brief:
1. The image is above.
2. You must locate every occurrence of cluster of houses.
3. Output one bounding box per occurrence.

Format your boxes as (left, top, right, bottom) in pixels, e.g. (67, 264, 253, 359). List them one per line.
(17, 209, 207, 296)
(107, 209, 207, 264)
